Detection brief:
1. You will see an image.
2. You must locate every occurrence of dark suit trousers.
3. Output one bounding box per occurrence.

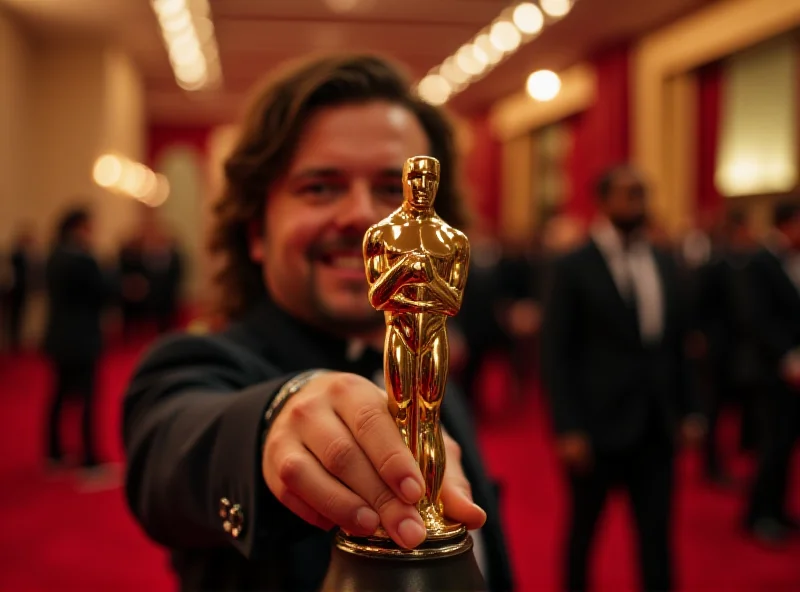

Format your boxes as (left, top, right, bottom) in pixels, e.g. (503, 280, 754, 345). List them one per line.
(565, 424, 674, 592)
(47, 359, 99, 467)
(747, 383, 800, 524)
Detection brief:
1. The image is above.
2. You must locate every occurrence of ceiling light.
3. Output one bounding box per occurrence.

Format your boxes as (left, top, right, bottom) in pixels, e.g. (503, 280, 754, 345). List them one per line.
(93, 155, 123, 188)
(540, 0, 572, 18)
(416, 0, 577, 105)
(490, 21, 522, 52)
(526, 69, 561, 101)
(161, 9, 192, 33)
(513, 3, 544, 35)
(93, 154, 170, 207)
(417, 74, 451, 106)
(440, 58, 471, 85)
(153, 0, 187, 19)
(474, 33, 503, 65)
(152, 0, 221, 91)
(456, 45, 486, 76)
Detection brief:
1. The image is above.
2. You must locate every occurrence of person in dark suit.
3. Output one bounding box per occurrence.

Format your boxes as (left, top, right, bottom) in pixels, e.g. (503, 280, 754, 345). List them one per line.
(44, 207, 110, 471)
(743, 202, 800, 545)
(6, 227, 36, 351)
(122, 54, 513, 592)
(143, 232, 183, 333)
(541, 165, 703, 592)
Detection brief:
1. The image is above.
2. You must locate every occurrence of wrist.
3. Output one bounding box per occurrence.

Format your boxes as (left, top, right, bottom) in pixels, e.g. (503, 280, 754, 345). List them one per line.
(260, 370, 329, 452)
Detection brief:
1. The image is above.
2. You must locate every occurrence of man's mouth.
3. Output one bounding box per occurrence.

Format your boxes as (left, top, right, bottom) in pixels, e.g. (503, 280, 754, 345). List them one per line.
(319, 251, 364, 270)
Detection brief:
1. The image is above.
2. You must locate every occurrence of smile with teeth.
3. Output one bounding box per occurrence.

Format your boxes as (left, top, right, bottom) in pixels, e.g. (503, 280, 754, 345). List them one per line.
(321, 253, 363, 270)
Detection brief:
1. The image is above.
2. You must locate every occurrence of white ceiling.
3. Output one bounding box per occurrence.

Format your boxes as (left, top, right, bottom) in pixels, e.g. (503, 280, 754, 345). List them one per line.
(2, 0, 717, 124)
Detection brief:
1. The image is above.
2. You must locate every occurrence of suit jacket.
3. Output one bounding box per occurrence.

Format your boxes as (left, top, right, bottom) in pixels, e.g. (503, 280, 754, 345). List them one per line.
(123, 299, 514, 592)
(744, 247, 800, 387)
(541, 239, 691, 452)
(43, 244, 109, 363)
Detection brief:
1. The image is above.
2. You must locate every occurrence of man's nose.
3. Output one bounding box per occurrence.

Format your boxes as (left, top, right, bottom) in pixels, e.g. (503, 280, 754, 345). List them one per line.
(334, 179, 379, 230)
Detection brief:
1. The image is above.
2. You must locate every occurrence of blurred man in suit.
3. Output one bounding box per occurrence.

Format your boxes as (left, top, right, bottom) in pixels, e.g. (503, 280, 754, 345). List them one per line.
(743, 202, 800, 545)
(6, 227, 36, 350)
(122, 54, 513, 592)
(44, 207, 111, 475)
(542, 165, 703, 591)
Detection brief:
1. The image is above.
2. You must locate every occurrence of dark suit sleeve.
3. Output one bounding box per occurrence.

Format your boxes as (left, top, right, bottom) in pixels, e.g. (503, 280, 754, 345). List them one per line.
(669, 257, 698, 419)
(541, 254, 584, 434)
(745, 254, 795, 362)
(123, 333, 310, 559)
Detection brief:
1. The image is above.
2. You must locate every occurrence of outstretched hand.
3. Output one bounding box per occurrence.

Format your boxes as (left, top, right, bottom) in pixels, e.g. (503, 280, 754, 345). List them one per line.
(262, 373, 486, 550)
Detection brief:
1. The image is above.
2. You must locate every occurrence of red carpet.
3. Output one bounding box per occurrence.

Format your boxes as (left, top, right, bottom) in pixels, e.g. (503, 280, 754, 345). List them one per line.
(0, 344, 798, 591)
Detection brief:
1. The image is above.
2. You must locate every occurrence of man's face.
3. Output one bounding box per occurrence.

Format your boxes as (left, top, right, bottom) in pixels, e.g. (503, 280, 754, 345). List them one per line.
(251, 101, 429, 333)
(602, 170, 649, 234)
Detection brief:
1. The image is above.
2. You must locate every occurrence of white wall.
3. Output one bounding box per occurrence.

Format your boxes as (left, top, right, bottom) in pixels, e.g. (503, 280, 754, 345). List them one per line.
(0, 10, 147, 343)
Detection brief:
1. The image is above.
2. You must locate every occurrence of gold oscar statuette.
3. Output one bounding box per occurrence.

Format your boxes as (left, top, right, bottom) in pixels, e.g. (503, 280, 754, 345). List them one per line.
(334, 155, 472, 559)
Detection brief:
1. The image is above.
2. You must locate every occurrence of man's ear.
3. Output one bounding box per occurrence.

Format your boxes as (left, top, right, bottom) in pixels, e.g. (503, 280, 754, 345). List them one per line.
(247, 219, 264, 262)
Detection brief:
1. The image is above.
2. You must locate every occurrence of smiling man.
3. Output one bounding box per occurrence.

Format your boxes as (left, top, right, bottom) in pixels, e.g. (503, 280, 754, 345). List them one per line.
(122, 54, 513, 591)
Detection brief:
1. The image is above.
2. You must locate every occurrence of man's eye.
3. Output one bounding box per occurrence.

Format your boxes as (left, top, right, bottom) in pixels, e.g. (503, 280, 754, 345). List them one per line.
(298, 183, 342, 199)
(375, 184, 404, 201)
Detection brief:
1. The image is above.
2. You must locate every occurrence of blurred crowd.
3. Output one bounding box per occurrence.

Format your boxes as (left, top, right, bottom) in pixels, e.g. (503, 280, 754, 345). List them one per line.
(447, 166, 799, 589)
(0, 205, 182, 476)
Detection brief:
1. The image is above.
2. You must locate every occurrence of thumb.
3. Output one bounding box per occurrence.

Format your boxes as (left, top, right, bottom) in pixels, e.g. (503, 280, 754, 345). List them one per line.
(441, 479, 487, 530)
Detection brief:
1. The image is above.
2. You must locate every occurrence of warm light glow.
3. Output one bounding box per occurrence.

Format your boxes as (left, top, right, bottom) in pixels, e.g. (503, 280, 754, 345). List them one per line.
(142, 174, 171, 208)
(153, 0, 187, 19)
(474, 33, 503, 65)
(490, 21, 522, 52)
(161, 8, 192, 33)
(716, 36, 798, 197)
(417, 74, 451, 106)
(456, 45, 487, 75)
(93, 155, 123, 188)
(152, 0, 221, 91)
(526, 70, 561, 101)
(513, 3, 544, 35)
(417, 0, 576, 103)
(440, 58, 470, 85)
(540, 0, 572, 18)
(93, 153, 169, 207)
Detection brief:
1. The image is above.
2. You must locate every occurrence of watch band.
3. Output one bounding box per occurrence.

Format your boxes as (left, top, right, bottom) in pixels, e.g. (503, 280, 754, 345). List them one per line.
(262, 369, 329, 440)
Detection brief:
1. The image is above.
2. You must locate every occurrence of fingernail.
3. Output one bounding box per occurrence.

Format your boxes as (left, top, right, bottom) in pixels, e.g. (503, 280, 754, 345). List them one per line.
(397, 518, 427, 548)
(400, 477, 424, 503)
(356, 507, 380, 533)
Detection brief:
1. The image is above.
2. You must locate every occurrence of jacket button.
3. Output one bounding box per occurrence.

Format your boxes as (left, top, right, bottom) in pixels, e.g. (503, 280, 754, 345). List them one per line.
(219, 497, 231, 520)
(223, 503, 244, 538)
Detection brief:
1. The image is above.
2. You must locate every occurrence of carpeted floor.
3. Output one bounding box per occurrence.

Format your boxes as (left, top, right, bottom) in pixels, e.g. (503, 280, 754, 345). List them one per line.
(0, 342, 798, 591)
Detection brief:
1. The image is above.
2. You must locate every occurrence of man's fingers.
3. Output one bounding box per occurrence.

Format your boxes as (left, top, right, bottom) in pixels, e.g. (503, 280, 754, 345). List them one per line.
(279, 489, 335, 532)
(329, 375, 425, 505)
(268, 444, 379, 537)
(301, 416, 427, 549)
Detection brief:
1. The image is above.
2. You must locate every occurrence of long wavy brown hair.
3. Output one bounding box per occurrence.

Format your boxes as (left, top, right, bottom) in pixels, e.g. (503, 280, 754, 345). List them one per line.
(209, 53, 469, 320)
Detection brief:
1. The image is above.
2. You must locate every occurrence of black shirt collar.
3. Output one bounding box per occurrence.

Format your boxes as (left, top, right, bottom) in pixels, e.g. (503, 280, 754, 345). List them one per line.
(231, 298, 383, 379)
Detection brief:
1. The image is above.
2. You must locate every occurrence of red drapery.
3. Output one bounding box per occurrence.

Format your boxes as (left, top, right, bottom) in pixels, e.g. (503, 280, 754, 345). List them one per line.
(695, 62, 723, 219)
(462, 111, 502, 232)
(564, 45, 631, 224)
(147, 124, 212, 169)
